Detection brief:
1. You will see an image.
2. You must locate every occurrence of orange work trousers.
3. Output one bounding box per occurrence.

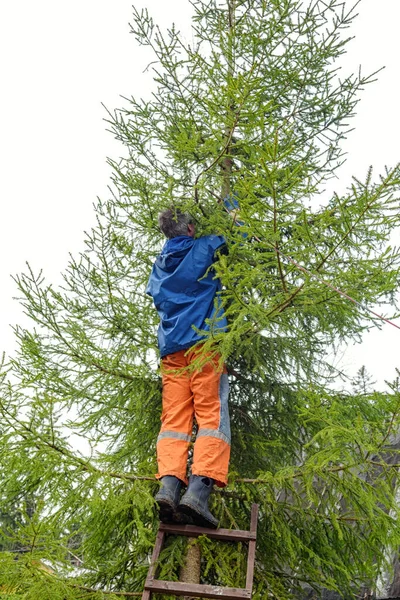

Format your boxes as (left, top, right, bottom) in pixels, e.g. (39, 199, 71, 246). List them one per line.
(156, 347, 230, 487)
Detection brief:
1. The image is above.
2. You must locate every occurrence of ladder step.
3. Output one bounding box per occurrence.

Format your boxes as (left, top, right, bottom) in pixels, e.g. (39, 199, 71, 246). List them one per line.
(145, 579, 251, 599)
(159, 522, 256, 542)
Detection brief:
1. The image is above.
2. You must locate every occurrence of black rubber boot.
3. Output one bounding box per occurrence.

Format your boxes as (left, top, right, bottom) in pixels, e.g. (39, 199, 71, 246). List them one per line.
(178, 475, 219, 529)
(155, 476, 182, 523)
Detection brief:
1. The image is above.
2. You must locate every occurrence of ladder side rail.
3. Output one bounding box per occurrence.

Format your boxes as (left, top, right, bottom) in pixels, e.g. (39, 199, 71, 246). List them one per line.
(245, 504, 259, 593)
(142, 528, 165, 599)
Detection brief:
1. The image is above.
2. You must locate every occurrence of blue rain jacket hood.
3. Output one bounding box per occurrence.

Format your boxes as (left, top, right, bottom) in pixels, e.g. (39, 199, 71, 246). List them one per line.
(146, 234, 227, 357)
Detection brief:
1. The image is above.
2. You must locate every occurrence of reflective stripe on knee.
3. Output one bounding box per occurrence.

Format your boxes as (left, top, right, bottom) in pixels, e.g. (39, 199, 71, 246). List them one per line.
(197, 428, 231, 446)
(157, 430, 192, 444)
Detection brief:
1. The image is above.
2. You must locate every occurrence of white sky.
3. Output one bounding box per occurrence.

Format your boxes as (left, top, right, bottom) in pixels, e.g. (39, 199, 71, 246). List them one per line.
(0, 0, 399, 388)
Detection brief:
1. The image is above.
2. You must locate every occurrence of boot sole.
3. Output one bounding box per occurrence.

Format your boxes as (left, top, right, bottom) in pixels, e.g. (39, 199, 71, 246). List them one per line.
(156, 498, 192, 524)
(155, 498, 176, 524)
(178, 501, 218, 529)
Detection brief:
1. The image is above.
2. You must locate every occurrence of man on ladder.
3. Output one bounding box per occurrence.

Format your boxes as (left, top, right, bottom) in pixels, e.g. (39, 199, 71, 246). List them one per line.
(147, 205, 236, 529)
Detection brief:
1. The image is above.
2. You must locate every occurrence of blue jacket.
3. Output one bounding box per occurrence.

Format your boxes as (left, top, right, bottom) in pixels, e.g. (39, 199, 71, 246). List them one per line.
(146, 235, 227, 357)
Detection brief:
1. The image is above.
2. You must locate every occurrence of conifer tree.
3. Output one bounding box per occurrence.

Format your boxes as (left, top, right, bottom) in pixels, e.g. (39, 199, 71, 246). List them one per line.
(1, 1, 400, 598)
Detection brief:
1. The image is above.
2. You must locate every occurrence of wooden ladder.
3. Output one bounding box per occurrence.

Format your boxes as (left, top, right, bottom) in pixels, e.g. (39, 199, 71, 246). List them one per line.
(142, 503, 258, 599)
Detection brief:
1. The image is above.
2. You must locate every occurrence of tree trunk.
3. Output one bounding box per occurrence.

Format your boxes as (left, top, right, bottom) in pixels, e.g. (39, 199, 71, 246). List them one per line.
(179, 538, 201, 600)
(221, 0, 235, 201)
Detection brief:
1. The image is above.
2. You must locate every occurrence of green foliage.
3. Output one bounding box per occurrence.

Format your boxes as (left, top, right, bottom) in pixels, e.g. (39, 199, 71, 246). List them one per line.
(1, 0, 400, 598)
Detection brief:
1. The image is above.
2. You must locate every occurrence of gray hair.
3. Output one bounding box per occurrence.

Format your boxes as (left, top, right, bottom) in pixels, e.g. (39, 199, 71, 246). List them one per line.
(158, 208, 194, 239)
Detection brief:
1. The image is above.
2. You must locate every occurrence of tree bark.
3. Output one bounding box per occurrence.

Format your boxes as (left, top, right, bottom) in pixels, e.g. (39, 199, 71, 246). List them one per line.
(179, 538, 201, 600)
(221, 0, 235, 201)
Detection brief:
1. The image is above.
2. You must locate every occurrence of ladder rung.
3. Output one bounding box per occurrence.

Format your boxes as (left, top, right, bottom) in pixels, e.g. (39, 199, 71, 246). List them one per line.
(145, 579, 251, 599)
(159, 522, 256, 542)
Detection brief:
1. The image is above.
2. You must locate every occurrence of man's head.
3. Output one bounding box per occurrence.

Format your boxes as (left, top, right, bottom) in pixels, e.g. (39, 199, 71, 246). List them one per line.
(158, 208, 195, 239)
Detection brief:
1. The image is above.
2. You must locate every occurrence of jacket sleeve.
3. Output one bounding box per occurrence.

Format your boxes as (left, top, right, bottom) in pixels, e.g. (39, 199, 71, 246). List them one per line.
(224, 194, 247, 237)
(195, 235, 226, 268)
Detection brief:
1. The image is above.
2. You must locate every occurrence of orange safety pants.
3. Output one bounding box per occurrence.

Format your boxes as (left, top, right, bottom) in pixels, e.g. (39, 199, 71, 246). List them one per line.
(156, 347, 230, 487)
